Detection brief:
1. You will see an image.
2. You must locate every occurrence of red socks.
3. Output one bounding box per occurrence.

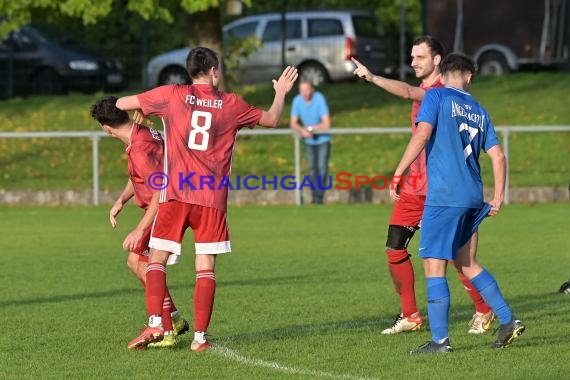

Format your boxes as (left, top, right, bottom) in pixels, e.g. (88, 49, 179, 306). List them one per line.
(386, 252, 492, 317)
(146, 263, 167, 317)
(194, 270, 216, 333)
(387, 249, 418, 317)
(453, 264, 492, 314)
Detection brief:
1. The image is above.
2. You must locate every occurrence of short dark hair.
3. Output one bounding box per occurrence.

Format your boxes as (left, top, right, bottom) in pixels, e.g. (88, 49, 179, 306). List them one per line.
(412, 35, 445, 59)
(440, 53, 476, 75)
(90, 96, 129, 128)
(186, 47, 219, 79)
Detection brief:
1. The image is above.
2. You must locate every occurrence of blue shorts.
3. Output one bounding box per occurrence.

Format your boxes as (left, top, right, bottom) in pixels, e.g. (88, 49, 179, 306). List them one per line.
(418, 203, 492, 260)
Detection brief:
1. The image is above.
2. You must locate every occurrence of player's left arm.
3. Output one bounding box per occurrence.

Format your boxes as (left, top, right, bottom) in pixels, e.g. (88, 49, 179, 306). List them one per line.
(486, 144, 506, 216)
(391, 122, 433, 201)
(259, 66, 298, 128)
(123, 191, 160, 252)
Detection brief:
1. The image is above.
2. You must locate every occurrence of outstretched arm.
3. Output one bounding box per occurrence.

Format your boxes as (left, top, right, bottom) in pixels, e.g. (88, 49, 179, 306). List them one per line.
(116, 95, 141, 111)
(486, 145, 506, 216)
(259, 66, 299, 128)
(352, 57, 426, 102)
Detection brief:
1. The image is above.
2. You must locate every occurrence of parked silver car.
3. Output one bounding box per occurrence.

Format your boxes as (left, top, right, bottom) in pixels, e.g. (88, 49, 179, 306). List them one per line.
(147, 10, 395, 87)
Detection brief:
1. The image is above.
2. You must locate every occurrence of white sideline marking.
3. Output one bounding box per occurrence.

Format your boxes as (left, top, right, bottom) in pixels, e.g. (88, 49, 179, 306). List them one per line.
(210, 309, 492, 378)
(213, 345, 377, 380)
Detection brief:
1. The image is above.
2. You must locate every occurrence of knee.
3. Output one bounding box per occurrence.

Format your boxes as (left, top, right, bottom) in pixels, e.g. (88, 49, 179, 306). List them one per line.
(386, 225, 416, 250)
(126, 256, 138, 274)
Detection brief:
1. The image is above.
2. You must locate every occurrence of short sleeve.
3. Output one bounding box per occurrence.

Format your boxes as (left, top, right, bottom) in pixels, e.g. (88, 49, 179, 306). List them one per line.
(234, 95, 263, 128)
(416, 89, 440, 129)
(483, 112, 500, 152)
(137, 86, 173, 117)
(316, 92, 330, 117)
(291, 96, 301, 118)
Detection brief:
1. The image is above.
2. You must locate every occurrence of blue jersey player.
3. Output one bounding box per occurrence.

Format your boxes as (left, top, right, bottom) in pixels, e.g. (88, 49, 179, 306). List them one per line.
(390, 53, 525, 353)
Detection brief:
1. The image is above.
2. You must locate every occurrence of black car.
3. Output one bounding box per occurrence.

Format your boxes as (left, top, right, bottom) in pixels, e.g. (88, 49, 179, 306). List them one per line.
(0, 23, 126, 98)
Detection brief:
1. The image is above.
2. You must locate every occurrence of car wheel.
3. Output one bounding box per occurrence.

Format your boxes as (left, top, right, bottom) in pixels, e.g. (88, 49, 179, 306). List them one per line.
(299, 62, 329, 86)
(478, 52, 510, 76)
(30, 69, 67, 95)
(159, 66, 191, 85)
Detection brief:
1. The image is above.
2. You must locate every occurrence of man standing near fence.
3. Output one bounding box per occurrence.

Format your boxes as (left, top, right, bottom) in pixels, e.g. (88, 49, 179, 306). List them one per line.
(352, 36, 495, 335)
(289, 80, 332, 204)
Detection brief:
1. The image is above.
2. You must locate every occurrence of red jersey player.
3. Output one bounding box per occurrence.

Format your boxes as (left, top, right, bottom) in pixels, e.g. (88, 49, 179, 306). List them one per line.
(352, 36, 496, 335)
(117, 47, 298, 350)
(90, 97, 188, 348)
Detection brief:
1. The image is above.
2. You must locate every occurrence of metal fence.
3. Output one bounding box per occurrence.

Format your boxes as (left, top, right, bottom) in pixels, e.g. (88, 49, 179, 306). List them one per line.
(1, 126, 569, 205)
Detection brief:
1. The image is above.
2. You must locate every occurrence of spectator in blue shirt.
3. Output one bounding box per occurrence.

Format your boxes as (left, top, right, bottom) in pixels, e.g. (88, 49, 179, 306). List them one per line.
(290, 80, 331, 204)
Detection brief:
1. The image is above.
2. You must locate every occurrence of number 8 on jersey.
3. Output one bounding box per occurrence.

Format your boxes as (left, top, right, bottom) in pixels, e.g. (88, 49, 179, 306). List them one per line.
(188, 110, 212, 151)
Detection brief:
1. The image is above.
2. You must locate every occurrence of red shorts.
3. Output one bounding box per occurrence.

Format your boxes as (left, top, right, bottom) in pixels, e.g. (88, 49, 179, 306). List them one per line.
(388, 190, 426, 227)
(132, 223, 151, 263)
(149, 200, 230, 264)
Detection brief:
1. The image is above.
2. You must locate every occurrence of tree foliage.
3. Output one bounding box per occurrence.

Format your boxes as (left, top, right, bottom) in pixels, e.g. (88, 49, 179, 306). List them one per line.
(0, 0, 213, 39)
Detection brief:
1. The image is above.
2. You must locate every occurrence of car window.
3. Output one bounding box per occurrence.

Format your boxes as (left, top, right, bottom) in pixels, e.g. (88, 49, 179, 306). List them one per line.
(262, 20, 302, 42)
(13, 32, 37, 51)
(225, 21, 258, 40)
(352, 15, 384, 37)
(308, 18, 344, 37)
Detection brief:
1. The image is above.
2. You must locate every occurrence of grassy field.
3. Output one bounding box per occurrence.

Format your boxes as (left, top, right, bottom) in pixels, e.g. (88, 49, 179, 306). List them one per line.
(1, 204, 569, 379)
(0, 72, 569, 191)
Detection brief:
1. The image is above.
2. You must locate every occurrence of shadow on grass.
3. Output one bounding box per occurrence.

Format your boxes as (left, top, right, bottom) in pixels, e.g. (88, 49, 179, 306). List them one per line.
(216, 290, 567, 345)
(0, 274, 314, 308)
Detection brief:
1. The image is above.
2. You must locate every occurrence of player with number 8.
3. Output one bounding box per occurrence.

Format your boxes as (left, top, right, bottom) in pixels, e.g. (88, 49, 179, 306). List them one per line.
(116, 47, 298, 350)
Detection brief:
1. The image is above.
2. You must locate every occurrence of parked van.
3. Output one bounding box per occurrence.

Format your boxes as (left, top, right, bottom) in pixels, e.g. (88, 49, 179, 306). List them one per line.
(147, 10, 396, 87)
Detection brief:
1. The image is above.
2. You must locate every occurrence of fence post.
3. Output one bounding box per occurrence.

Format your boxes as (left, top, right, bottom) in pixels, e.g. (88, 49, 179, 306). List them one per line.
(294, 133, 301, 206)
(502, 129, 510, 205)
(92, 135, 100, 206)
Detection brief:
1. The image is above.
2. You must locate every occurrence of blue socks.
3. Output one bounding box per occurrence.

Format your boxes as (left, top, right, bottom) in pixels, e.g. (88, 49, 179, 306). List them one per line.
(426, 277, 450, 343)
(471, 269, 512, 324)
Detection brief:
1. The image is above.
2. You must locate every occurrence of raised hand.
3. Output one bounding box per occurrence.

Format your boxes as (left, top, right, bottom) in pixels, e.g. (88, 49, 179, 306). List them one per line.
(272, 66, 299, 95)
(351, 57, 373, 81)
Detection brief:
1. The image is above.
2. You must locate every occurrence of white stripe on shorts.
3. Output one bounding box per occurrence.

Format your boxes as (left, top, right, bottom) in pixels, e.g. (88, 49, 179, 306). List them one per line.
(195, 241, 231, 255)
(149, 237, 181, 265)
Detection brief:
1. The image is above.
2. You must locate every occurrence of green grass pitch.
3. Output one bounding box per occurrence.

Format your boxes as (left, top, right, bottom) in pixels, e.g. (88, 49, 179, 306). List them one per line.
(1, 203, 569, 379)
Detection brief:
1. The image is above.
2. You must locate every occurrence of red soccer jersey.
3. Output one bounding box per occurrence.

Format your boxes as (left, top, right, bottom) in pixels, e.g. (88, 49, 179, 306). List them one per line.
(405, 75, 443, 196)
(126, 124, 164, 209)
(137, 84, 263, 211)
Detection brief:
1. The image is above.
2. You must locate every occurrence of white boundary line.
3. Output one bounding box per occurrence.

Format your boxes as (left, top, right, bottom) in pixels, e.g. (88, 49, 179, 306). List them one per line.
(206, 309, 487, 379)
(207, 299, 551, 379)
(212, 345, 378, 380)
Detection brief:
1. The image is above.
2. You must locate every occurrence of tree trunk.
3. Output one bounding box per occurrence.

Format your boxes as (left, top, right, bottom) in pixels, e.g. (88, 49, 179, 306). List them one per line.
(187, 6, 227, 90)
